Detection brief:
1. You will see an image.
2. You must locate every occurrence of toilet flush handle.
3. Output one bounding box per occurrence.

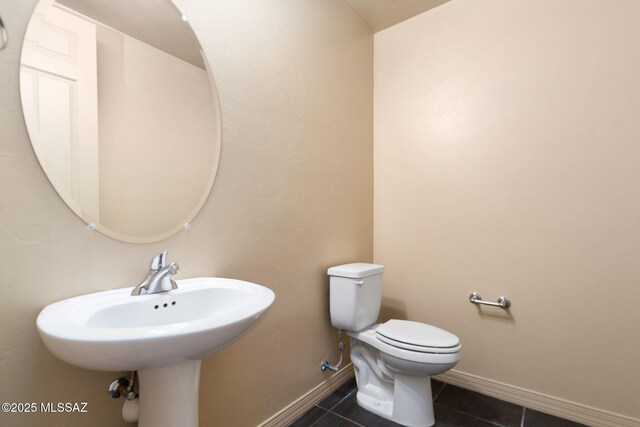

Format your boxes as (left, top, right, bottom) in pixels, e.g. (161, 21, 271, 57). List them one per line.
(354, 280, 364, 286)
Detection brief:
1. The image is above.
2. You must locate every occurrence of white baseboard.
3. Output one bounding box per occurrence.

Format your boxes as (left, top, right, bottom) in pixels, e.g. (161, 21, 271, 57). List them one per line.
(436, 370, 640, 427)
(258, 364, 354, 427)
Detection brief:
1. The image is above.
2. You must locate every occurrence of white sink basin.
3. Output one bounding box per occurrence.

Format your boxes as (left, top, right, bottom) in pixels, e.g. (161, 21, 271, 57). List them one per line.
(37, 277, 275, 372)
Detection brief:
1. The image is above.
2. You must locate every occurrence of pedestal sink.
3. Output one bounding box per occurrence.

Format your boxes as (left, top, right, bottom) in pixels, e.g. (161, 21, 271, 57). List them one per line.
(37, 277, 275, 426)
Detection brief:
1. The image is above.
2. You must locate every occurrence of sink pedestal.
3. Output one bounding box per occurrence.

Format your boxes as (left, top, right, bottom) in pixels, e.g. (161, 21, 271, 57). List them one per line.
(138, 360, 201, 427)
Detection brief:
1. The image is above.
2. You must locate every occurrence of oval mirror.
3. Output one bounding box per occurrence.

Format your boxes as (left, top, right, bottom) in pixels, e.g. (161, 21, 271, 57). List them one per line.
(20, 0, 221, 243)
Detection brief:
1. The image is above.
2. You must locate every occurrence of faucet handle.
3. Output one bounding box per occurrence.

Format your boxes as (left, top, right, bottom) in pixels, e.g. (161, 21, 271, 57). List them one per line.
(150, 252, 167, 271)
(168, 263, 179, 274)
(167, 263, 179, 291)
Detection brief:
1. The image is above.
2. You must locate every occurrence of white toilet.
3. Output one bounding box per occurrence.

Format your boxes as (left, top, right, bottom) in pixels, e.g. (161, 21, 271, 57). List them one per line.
(328, 263, 461, 427)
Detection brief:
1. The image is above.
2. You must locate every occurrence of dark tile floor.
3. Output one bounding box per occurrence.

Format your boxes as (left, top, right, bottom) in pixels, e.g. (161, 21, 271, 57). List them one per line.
(289, 378, 587, 427)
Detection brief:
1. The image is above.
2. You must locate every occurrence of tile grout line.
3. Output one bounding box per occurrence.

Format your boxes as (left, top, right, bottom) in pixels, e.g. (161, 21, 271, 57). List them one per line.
(436, 384, 526, 427)
(327, 410, 368, 427)
(433, 382, 446, 401)
(324, 387, 394, 427)
(304, 382, 357, 426)
(435, 404, 510, 427)
(303, 382, 582, 427)
(315, 383, 357, 412)
(308, 409, 331, 427)
(331, 389, 357, 411)
(315, 382, 456, 427)
(325, 389, 362, 425)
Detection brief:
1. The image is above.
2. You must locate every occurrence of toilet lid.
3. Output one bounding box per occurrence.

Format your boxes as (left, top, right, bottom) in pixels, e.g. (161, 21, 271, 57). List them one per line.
(376, 320, 460, 353)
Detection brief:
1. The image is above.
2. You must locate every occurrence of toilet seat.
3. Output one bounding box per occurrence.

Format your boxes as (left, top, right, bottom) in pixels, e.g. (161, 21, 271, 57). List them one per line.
(376, 320, 461, 354)
(348, 323, 460, 366)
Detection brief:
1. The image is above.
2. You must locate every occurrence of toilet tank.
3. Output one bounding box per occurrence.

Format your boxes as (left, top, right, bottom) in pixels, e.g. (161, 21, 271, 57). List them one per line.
(327, 263, 385, 331)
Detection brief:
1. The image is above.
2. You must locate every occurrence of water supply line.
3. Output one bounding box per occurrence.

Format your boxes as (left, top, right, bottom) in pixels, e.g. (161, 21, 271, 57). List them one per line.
(321, 329, 344, 372)
(108, 371, 140, 423)
(108, 371, 138, 400)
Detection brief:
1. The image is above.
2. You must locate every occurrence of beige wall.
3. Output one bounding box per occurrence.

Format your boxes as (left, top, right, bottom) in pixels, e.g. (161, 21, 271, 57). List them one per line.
(0, 0, 372, 426)
(374, 0, 640, 420)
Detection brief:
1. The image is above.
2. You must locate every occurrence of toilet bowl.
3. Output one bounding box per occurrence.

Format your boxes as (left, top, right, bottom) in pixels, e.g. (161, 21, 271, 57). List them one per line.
(348, 320, 460, 426)
(328, 264, 461, 427)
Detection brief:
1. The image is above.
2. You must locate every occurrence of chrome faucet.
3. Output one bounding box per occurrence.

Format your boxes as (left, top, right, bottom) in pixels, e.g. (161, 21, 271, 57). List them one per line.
(131, 252, 179, 295)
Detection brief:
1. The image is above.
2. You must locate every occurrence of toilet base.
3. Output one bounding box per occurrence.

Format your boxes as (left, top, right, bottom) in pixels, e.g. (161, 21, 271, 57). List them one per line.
(356, 373, 434, 427)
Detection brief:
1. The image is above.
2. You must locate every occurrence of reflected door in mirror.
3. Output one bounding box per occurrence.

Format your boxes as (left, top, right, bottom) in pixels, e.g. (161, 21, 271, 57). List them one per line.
(21, 4, 100, 221)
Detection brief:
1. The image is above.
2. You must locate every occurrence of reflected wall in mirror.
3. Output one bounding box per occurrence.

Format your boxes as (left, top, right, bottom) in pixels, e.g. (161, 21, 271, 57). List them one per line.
(20, 0, 221, 243)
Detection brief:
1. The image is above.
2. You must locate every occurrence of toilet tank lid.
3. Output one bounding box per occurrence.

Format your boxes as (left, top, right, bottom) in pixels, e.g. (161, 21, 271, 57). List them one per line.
(327, 263, 384, 279)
